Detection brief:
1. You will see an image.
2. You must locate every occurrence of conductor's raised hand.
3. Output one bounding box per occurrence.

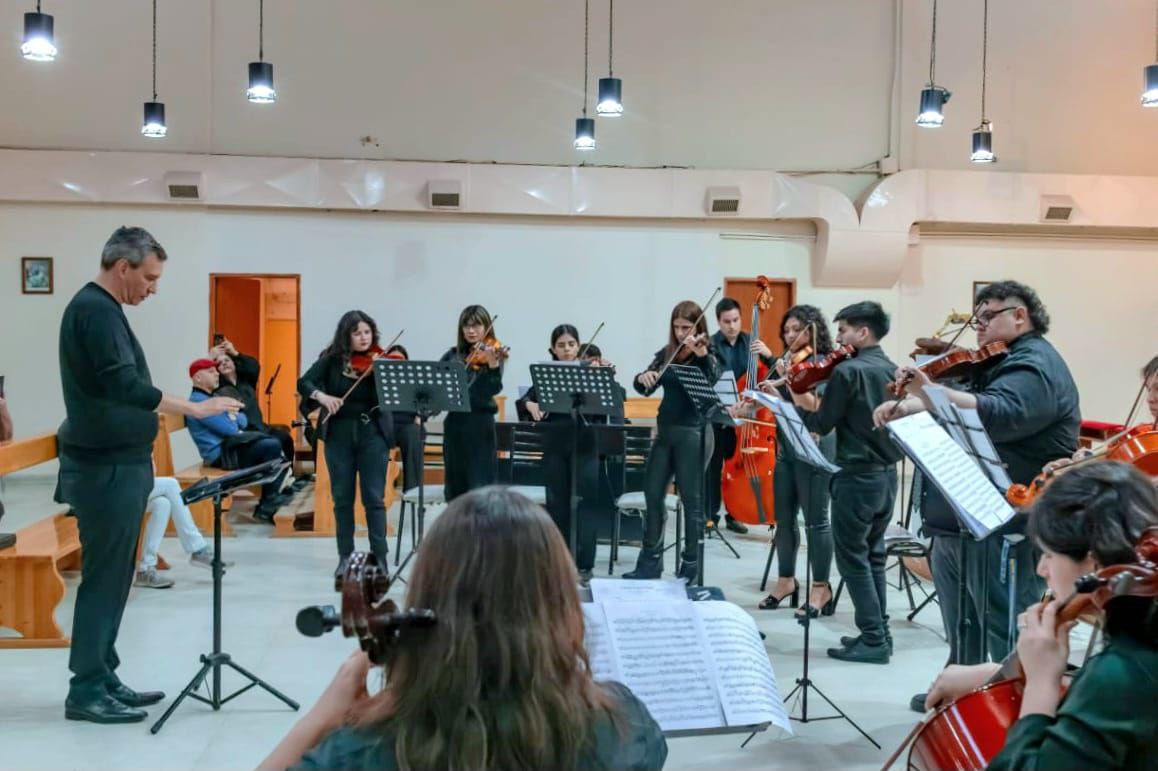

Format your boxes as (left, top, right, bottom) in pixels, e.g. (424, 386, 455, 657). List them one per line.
(195, 396, 244, 419)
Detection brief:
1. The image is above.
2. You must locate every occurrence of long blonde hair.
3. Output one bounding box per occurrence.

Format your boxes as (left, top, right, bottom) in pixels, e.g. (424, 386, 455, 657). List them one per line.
(358, 486, 619, 769)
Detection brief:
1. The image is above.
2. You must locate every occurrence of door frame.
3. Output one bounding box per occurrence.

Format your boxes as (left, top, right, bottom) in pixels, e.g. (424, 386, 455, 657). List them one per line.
(208, 273, 301, 359)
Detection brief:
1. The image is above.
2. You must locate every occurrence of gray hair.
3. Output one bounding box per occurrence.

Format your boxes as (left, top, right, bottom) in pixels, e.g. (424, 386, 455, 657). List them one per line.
(100, 226, 168, 269)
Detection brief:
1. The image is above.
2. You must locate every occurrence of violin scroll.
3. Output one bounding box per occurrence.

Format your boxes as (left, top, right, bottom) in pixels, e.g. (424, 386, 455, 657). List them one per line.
(296, 552, 436, 664)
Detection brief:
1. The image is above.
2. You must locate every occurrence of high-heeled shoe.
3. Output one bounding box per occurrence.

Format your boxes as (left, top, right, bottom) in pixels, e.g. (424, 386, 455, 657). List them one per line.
(757, 581, 799, 610)
(795, 581, 835, 622)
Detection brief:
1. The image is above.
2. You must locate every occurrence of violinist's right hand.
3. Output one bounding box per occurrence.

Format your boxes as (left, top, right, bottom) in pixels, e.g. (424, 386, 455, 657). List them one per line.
(757, 380, 777, 394)
(636, 370, 661, 391)
(314, 393, 345, 415)
(925, 663, 1001, 711)
(194, 396, 244, 419)
(526, 401, 545, 422)
(774, 358, 790, 376)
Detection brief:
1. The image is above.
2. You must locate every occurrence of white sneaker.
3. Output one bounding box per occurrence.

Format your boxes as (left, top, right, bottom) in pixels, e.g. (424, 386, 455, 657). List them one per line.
(190, 549, 234, 569)
(134, 569, 174, 589)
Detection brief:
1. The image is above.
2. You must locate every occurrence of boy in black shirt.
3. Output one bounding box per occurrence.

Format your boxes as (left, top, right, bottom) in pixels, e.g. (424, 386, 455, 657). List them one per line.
(790, 301, 902, 664)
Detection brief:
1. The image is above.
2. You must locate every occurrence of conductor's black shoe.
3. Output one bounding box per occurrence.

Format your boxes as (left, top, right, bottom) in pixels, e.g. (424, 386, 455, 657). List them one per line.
(107, 683, 165, 707)
(910, 692, 929, 713)
(827, 639, 890, 664)
(65, 695, 147, 724)
(724, 516, 749, 534)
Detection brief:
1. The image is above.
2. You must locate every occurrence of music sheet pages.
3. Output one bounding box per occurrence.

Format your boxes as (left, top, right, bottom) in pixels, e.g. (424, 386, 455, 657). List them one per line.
(886, 411, 1015, 538)
(582, 582, 791, 734)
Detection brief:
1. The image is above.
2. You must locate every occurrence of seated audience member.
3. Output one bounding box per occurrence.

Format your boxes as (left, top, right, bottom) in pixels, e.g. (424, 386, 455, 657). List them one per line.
(185, 358, 289, 523)
(260, 486, 667, 771)
(212, 339, 309, 490)
(919, 461, 1158, 770)
(134, 477, 233, 589)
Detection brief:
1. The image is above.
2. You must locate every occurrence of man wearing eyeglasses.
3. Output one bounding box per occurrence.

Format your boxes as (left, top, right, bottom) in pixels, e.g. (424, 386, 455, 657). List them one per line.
(874, 281, 1080, 708)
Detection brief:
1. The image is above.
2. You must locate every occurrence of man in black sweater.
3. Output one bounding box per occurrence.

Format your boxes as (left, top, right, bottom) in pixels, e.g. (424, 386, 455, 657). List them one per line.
(57, 226, 242, 724)
(875, 281, 1079, 707)
(790, 301, 903, 664)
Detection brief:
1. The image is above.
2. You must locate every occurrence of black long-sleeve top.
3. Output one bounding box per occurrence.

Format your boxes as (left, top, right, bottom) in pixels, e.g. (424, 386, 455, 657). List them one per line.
(711, 330, 773, 382)
(297, 353, 393, 442)
(57, 282, 162, 464)
(440, 348, 504, 414)
(220, 352, 265, 430)
(633, 348, 722, 427)
(798, 345, 903, 471)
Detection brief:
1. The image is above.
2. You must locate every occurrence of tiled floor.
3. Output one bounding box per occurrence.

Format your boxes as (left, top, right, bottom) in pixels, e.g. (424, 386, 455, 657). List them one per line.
(0, 475, 949, 769)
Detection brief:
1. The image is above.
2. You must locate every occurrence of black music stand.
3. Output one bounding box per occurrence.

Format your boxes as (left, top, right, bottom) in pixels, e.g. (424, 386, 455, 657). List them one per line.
(529, 363, 623, 561)
(373, 359, 469, 577)
(667, 364, 735, 587)
(151, 459, 299, 734)
(759, 396, 877, 747)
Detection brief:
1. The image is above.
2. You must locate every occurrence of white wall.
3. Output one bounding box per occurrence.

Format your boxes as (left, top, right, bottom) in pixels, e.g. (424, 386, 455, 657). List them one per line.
(4, 203, 1154, 461)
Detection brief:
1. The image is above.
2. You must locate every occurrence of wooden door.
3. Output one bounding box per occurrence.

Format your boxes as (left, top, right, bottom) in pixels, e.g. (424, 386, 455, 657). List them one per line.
(211, 277, 265, 362)
(722, 278, 796, 356)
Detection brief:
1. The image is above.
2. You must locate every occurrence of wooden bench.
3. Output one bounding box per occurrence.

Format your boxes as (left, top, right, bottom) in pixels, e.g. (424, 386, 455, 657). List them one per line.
(0, 432, 81, 648)
(152, 414, 236, 536)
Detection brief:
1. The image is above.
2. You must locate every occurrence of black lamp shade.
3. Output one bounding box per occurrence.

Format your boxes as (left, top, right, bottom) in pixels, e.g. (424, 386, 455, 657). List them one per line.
(1143, 64, 1158, 107)
(142, 101, 167, 138)
(247, 61, 277, 103)
(21, 11, 56, 61)
(574, 117, 596, 150)
(916, 86, 950, 127)
(597, 77, 623, 117)
(970, 124, 995, 163)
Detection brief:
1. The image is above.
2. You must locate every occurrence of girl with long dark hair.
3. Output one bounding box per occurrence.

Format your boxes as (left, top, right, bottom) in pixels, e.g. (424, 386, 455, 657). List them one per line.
(625, 300, 720, 582)
(758, 304, 838, 617)
(262, 486, 666, 770)
(439, 305, 504, 500)
(298, 310, 393, 573)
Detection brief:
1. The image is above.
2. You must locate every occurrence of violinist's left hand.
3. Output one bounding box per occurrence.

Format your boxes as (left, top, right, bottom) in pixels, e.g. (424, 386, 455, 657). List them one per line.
(757, 380, 777, 394)
(482, 346, 502, 369)
(750, 340, 773, 358)
(896, 365, 933, 396)
(1017, 600, 1074, 688)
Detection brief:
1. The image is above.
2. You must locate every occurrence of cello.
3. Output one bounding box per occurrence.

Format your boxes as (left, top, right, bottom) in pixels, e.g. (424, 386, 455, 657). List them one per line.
(886, 527, 1158, 771)
(721, 277, 778, 526)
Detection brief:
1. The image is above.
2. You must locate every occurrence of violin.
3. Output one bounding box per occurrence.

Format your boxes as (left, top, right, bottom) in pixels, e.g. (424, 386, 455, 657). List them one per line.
(1007, 424, 1158, 507)
(786, 345, 857, 394)
(888, 341, 1009, 397)
(465, 336, 510, 370)
(888, 528, 1158, 771)
(638, 287, 722, 394)
(722, 275, 778, 527)
(296, 552, 436, 665)
(348, 344, 404, 375)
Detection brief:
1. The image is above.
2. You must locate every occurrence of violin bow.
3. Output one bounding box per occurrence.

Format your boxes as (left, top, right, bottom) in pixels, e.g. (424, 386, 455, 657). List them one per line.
(649, 287, 722, 384)
(576, 321, 606, 361)
(321, 328, 405, 425)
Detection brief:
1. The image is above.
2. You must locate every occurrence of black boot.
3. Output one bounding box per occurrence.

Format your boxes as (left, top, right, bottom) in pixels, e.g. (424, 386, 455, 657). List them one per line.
(624, 548, 663, 579)
(676, 556, 699, 583)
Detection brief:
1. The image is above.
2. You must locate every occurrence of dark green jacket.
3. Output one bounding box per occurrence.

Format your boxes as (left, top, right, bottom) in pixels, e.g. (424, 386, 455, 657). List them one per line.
(292, 681, 667, 770)
(989, 635, 1158, 770)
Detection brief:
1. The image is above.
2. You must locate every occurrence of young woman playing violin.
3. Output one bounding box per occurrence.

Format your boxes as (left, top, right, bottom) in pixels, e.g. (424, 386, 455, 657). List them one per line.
(624, 301, 721, 582)
(517, 324, 625, 580)
(913, 461, 1158, 771)
(298, 311, 396, 573)
(439, 305, 505, 501)
(755, 304, 839, 619)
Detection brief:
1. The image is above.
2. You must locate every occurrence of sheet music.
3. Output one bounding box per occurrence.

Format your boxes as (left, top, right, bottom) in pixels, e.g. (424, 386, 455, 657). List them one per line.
(589, 578, 689, 604)
(744, 390, 840, 474)
(714, 372, 739, 407)
(600, 602, 724, 731)
(887, 411, 1015, 538)
(581, 604, 620, 681)
(921, 385, 1012, 491)
(695, 602, 792, 733)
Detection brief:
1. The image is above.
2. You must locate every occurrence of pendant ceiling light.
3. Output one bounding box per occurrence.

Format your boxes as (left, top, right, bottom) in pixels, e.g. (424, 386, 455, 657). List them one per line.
(21, 1, 56, 62)
(915, 0, 949, 127)
(596, 0, 622, 117)
(142, 0, 166, 139)
(970, 0, 995, 163)
(574, 0, 596, 150)
(247, 0, 276, 104)
(1142, 1, 1158, 106)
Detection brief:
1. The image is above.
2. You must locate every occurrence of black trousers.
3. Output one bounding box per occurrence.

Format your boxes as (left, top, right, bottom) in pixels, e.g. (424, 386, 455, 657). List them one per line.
(642, 424, 714, 561)
(265, 424, 296, 470)
(393, 419, 424, 493)
(830, 468, 897, 647)
(773, 432, 836, 582)
(929, 533, 1044, 664)
(442, 412, 496, 501)
(217, 435, 287, 506)
(706, 424, 737, 523)
(324, 418, 390, 563)
(58, 455, 153, 701)
(543, 429, 599, 572)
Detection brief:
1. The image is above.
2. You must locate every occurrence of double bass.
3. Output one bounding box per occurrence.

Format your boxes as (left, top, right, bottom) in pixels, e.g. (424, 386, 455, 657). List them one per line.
(887, 528, 1158, 771)
(721, 277, 777, 526)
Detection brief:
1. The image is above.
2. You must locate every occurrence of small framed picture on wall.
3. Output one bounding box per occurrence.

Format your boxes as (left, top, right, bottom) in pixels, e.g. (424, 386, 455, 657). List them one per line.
(972, 280, 994, 307)
(21, 257, 54, 295)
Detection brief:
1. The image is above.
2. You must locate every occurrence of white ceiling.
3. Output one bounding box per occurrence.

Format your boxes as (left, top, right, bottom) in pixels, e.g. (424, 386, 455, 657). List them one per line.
(1, 0, 1156, 178)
